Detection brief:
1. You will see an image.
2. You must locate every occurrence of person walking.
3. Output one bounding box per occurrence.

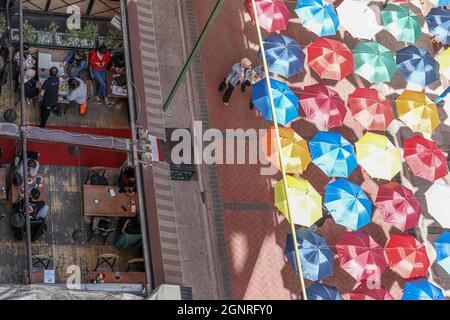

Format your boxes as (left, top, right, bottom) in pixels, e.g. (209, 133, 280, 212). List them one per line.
(39, 67, 60, 128)
(218, 58, 252, 106)
(89, 44, 111, 106)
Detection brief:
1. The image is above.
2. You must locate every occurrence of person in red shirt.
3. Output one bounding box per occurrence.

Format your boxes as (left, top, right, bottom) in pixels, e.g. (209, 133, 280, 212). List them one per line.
(90, 44, 111, 106)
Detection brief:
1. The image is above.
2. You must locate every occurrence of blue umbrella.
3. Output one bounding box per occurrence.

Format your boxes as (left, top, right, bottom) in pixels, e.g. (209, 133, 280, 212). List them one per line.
(401, 279, 444, 300)
(396, 45, 440, 86)
(309, 131, 358, 178)
(284, 227, 334, 281)
(435, 231, 450, 275)
(258, 34, 305, 78)
(252, 78, 299, 126)
(428, 0, 450, 8)
(324, 178, 372, 230)
(295, 0, 339, 37)
(306, 283, 343, 300)
(425, 8, 450, 45)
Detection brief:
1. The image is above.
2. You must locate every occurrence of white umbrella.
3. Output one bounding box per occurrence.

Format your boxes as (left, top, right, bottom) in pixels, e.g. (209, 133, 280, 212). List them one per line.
(425, 181, 450, 229)
(336, 0, 382, 40)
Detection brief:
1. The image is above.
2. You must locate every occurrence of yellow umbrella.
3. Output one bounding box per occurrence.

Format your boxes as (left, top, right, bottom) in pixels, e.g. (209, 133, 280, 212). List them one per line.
(274, 175, 322, 227)
(395, 90, 440, 134)
(262, 127, 311, 174)
(355, 132, 401, 180)
(438, 48, 450, 79)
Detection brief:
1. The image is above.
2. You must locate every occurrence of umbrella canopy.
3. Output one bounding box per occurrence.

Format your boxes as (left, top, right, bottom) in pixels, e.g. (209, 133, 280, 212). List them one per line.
(306, 283, 343, 300)
(375, 182, 422, 232)
(438, 48, 450, 79)
(252, 78, 299, 126)
(261, 127, 311, 174)
(385, 234, 430, 280)
(350, 281, 394, 300)
(381, 4, 422, 43)
(428, 0, 450, 5)
(395, 90, 440, 134)
(300, 84, 347, 130)
(324, 178, 372, 230)
(306, 38, 354, 81)
(403, 135, 447, 182)
(336, 231, 388, 282)
(402, 279, 445, 300)
(424, 182, 450, 229)
(348, 88, 394, 131)
(308, 131, 357, 178)
(244, 0, 290, 33)
(355, 132, 401, 180)
(336, 0, 382, 40)
(425, 8, 450, 45)
(396, 45, 440, 86)
(284, 227, 334, 281)
(435, 231, 450, 275)
(274, 175, 322, 227)
(295, 0, 339, 37)
(353, 42, 397, 83)
(259, 34, 305, 78)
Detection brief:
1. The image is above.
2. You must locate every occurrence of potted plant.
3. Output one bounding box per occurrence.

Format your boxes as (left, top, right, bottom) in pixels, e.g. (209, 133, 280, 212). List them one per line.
(0, 15, 6, 38)
(78, 22, 98, 47)
(23, 20, 37, 43)
(104, 28, 122, 49)
(37, 22, 59, 46)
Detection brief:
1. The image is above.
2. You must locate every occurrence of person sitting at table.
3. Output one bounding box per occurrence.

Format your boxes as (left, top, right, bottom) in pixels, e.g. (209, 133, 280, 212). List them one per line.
(111, 51, 125, 74)
(16, 158, 40, 179)
(114, 216, 142, 250)
(24, 68, 39, 104)
(117, 166, 136, 195)
(90, 44, 111, 106)
(62, 50, 87, 78)
(39, 67, 60, 128)
(14, 43, 36, 71)
(67, 77, 87, 111)
(13, 188, 49, 220)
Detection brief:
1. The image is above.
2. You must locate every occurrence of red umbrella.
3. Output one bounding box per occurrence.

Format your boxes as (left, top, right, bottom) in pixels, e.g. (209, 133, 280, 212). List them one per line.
(348, 88, 394, 131)
(385, 234, 430, 280)
(403, 135, 447, 182)
(307, 38, 354, 80)
(336, 231, 388, 282)
(244, 0, 290, 33)
(300, 84, 347, 130)
(350, 281, 394, 300)
(375, 182, 422, 232)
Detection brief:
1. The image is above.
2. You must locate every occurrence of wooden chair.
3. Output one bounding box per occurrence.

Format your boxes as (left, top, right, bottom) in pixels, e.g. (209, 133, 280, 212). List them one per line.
(85, 166, 108, 185)
(94, 253, 119, 272)
(32, 254, 53, 270)
(127, 258, 145, 272)
(88, 216, 118, 245)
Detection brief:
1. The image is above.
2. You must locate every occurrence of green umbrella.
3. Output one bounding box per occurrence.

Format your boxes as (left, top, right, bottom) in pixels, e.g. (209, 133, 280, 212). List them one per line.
(381, 4, 422, 43)
(352, 41, 397, 83)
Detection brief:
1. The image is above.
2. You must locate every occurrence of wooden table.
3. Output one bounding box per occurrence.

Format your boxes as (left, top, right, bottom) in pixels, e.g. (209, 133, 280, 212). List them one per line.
(11, 174, 46, 203)
(0, 168, 6, 200)
(90, 272, 146, 284)
(83, 185, 138, 218)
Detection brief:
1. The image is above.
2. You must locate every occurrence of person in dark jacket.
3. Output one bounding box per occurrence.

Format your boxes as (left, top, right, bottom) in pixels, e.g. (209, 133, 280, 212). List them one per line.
(39, 67, 60, 127)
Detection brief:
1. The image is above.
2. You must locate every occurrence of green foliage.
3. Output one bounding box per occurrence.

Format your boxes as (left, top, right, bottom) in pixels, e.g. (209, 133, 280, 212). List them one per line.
(0, 15, 6, 35)
(23, 20, 37, 43)
(105, 28, 122, 49)
(47, 22, 59, 33)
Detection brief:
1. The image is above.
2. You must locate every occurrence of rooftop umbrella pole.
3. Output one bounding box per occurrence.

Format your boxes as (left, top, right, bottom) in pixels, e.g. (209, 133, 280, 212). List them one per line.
(250, 0, 307, 300)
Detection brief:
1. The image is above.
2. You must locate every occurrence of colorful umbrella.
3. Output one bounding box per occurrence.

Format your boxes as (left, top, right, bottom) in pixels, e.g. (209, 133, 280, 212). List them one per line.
(324, 178, 372, 230)
(435, 231, 450, 275)
(336, 0, 382, 40)
(385, 234, 430, 280)
(395, 90, 440, 134)
(306, 38, 354, 81)
(350, 281, 393, 300)
(353, 42, 397, 83)
(306, 283, 343, 300)
(403, 135, 447, 182)
(252, 78, 299, 126)
(261, 127, 311, 174)
(438, 48, 450, 79)
(348, 88, 394, 131)
(425, 8, 450, 45)
(336, 231, 388, 282)
(428, 0, 450, 9)
(300, 84, 347, 130)
(295, 0, 339, 37)
(308, 131, 357, 178)
(259, 34, 305, 78)
(396, 45, 440, 86)
(381, 4, 422, 43)
(424, 182, 450, 229)
(401, 279, 445, 300)
(274, 175, 322, 227)
(375, 182, 421, 232)
(284, 227, 334, 281)
(355, 132, 401, 181)
(244, 0, 290, 33)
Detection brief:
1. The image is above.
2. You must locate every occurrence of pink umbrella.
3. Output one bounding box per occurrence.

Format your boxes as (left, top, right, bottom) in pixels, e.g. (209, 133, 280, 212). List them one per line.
(300, 84, 347, 130)
(336, 231, 388, 282)
(244, 0, 290, 33)
(375, 182, 422, 232)
(350, 281, 394, 300)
